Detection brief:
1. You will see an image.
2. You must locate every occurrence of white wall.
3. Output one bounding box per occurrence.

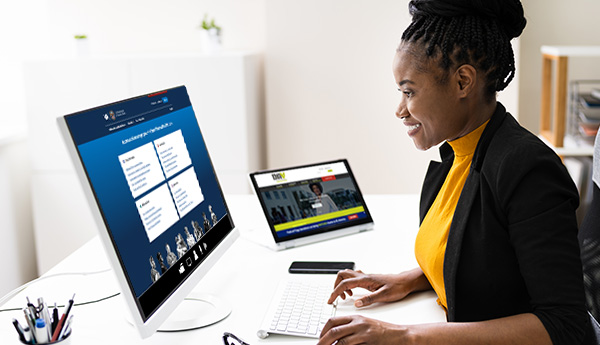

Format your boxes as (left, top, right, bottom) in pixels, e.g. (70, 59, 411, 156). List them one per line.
(265, 0, 433, 195)
(0, 1, 46, 298)
(43, 0, 266, 56)
(264, 0, 519, 194)
(0, 1, 46, 129)
(519, 0, 600, 132)
(1, 0, 267, 125)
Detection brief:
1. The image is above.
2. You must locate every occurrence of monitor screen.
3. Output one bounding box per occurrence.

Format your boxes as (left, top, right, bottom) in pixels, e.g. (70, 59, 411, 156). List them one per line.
(58, 86, 237, 337)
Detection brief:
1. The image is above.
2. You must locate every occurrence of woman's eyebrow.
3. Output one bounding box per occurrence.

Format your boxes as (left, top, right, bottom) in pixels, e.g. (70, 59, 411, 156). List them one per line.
(398, 79, 415, 87)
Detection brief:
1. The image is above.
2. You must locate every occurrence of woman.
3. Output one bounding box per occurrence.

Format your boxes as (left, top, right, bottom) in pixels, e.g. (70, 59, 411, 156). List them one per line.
(310, 182, 339, 215)
(318, 1, 588, 344)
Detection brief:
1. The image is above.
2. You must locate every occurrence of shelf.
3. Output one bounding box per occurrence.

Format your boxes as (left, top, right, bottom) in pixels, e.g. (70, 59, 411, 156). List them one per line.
(541, 46, 600, 57)
(539, 45, 600, 148)
(539, 134, 594, 157)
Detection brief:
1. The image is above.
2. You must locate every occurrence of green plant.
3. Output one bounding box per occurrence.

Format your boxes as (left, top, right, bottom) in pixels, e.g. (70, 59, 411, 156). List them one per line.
(74, 35, 87, 40)
(200, 14, 221, 31)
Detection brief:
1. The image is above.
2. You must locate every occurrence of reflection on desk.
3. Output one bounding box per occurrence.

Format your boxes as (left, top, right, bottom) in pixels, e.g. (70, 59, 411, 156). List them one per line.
(0, 195, 446, 344)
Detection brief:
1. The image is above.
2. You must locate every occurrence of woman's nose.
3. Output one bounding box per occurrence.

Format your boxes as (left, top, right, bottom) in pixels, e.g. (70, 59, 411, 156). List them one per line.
(396, 98, 408, 119)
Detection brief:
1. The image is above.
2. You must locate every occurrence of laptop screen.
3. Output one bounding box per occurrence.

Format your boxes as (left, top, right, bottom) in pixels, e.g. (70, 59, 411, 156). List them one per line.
(250, 159, 373, 243)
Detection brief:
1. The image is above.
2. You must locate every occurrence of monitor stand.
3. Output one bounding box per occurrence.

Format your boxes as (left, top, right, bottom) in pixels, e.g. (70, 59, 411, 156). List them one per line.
(125, 292, 231, 332)
(158, 292, 232, 331)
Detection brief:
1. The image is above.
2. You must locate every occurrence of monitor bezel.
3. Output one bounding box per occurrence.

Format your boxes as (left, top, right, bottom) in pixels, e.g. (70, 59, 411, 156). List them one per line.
(57, 86, 239, 339)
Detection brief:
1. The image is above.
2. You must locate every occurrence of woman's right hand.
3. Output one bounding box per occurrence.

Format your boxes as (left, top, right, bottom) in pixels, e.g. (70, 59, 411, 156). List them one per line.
(327, 267, 431, 308)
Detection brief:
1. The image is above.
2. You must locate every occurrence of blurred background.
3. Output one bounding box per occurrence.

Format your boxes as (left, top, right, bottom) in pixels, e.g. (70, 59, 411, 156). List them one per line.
(2, 0, 600, 297)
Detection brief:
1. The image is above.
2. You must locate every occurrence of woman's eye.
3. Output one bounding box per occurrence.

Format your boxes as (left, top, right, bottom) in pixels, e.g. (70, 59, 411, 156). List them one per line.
(397, 88, 413, 98)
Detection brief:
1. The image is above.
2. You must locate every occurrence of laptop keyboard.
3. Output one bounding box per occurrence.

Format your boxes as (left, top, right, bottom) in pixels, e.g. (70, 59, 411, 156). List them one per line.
(258, 279, 337, 338)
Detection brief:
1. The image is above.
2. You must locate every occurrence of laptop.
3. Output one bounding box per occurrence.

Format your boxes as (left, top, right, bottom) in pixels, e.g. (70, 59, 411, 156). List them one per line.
(249, 159, 374, 250)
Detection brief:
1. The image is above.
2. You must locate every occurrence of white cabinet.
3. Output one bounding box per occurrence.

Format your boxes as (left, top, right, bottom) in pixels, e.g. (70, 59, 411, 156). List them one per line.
(0, 129, 36, 297)
(25, 52, 264, 273)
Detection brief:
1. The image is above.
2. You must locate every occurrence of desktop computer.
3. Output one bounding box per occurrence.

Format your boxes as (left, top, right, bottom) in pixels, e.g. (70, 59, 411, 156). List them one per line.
(58, 85, 239, 339)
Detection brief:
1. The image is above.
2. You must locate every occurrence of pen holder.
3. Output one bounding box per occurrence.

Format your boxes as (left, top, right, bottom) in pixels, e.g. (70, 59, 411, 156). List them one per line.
(13, 295, 75, 345)
(19, 330, 72, 345)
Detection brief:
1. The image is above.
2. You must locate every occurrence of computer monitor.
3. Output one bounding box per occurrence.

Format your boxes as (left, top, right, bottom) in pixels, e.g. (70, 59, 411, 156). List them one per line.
(57, 85, 239, 338)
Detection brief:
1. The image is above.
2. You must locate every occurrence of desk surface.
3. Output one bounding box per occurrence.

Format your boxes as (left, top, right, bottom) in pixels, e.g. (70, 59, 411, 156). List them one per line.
(0, 195, 446, 344)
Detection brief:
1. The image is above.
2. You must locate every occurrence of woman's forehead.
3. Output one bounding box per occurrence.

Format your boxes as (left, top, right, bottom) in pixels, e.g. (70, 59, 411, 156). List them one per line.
(394, 45, 447, 83)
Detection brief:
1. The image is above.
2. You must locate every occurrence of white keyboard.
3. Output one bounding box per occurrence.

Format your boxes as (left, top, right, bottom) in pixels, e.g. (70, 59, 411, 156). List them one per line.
(257, 278, 337, 339)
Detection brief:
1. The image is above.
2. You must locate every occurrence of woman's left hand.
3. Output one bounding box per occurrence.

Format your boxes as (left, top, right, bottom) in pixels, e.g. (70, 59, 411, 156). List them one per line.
(317, 315, 409, 345)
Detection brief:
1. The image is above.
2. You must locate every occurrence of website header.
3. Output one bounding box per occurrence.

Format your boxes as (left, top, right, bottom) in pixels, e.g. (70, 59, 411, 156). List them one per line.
(254, 162, 348, 188)
(65, 86, 191, 146)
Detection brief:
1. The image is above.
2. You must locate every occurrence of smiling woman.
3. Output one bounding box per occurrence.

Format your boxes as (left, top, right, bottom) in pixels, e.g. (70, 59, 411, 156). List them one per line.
(392, 49, 480, 151)
(317, 0, 591, 345)
(392, 0, 525, 151)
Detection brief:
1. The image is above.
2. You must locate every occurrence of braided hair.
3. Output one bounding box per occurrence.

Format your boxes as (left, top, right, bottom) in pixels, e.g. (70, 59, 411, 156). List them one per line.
(400, 0, 526, 99)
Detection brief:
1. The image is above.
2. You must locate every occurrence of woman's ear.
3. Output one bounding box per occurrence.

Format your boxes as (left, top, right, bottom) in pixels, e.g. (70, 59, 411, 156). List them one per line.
(454, 64, 477, 98)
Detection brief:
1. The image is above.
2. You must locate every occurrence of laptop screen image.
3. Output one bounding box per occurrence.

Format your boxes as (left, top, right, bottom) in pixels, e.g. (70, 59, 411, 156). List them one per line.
(250, 159, 373, 248)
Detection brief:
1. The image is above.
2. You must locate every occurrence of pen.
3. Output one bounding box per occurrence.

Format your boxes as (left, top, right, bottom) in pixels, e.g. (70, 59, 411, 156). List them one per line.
(22, 326, 33, 344)
(23, 308, 37, 344)
(51, 303, 59, 334)
(57, 300, 75, 340)
(12, 318, 26, 343)
(26, 297, 34, 309)
(51, 294, 75, 342)
(26, 297, 38, 320)
(62, 315, 74, 339)
(38, 298, 52, 340)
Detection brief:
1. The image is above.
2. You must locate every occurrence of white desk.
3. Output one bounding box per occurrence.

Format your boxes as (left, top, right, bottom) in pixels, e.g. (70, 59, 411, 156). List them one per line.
(0, 195, 446, 344)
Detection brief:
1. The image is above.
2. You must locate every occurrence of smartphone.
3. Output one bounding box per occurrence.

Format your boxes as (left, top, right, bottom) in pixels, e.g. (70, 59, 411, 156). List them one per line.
(288, 261, 355, 274)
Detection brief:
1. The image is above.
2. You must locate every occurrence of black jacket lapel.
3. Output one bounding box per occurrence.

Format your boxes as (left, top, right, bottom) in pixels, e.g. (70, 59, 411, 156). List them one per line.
(440, 103, 508, 320)
(419, 143, 454, 223)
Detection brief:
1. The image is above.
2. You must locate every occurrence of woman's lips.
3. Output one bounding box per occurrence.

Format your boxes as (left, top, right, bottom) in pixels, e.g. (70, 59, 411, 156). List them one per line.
(406, 122, 421, 136)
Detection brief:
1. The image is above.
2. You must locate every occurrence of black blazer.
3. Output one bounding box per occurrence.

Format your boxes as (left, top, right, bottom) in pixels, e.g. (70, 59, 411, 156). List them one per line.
(419, 103, 588, 345)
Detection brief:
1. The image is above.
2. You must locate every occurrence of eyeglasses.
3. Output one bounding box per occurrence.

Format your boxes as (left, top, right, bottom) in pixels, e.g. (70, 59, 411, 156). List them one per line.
(223, 332, 251, 345)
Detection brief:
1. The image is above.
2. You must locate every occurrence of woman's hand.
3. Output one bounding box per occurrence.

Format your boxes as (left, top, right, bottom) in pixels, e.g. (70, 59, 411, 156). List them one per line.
(327, 268, 431, 307)
(317, 315, 409, 345)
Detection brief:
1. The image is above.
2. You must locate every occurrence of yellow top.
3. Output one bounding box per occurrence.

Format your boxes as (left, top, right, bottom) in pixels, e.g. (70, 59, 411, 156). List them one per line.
(414, 120, 489, 310)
